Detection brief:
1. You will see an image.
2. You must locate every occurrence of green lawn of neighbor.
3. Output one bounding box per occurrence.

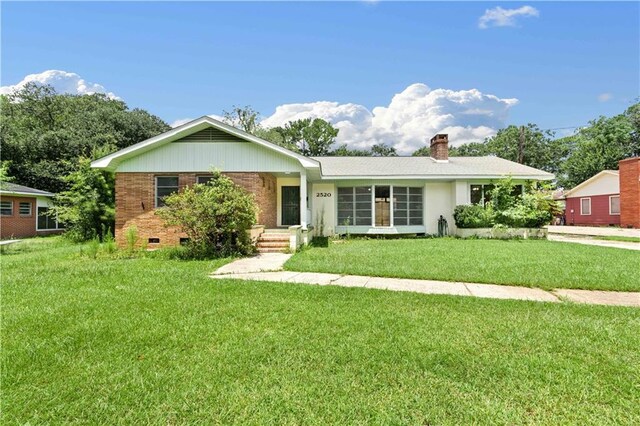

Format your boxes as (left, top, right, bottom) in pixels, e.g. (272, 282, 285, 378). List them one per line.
(3, 238, 639, 424)
(285, 238, 640, 292)
(594, 235, 640, 243)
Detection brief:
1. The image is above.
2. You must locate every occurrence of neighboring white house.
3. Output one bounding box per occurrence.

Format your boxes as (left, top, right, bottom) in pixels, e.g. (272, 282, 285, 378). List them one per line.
(91, 116, 554, 247)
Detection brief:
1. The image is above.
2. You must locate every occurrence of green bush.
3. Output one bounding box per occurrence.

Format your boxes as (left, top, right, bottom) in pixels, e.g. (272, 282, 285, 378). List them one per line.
(156, 171, 258, 258)
(455, 177, 559, 229)
(453, 205, 495, 228)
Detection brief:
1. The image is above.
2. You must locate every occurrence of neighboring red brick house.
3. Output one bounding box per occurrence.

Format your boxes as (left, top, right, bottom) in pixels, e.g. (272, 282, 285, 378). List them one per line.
(563, 157, 640, 228)
(0, 183, 63, 239)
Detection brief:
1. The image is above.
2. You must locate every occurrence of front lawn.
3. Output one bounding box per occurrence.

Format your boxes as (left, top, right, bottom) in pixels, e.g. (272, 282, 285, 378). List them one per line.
(285, 238, 640, 291)
(3, 239, 639, 424)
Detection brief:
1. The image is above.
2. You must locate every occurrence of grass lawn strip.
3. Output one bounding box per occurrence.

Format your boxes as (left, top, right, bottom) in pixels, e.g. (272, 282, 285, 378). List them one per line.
(285, 238, 640, 292)
(2, 238, 639, 424)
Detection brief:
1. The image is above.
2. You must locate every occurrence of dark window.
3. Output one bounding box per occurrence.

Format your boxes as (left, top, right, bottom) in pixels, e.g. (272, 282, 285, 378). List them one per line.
(37, 207, 58, 230)
(196, 176, 213, 185)
(148, 237, 160, 244)
(1, 201, 13, 216)
(19, 202, 32, 216)
(470, 185, 483, 205)
(155, 176, 179, 207)
(179, 237, 190, 245)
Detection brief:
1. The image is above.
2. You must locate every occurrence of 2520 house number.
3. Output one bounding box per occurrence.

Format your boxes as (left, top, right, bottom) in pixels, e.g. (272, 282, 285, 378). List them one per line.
(316, 192, 332, 197)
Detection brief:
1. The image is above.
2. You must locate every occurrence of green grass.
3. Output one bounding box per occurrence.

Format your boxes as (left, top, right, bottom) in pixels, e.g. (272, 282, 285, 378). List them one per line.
(3, 238, 640, 424)
(594, 235, 640, 243)
(285, 238, 640, 292)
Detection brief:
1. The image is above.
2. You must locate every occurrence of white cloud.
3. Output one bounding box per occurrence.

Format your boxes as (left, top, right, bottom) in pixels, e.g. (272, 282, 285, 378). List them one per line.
(597, 92, 613, 102)
(478, 6, 539, 29)
(170, 118, 194, 128)
(261, 83, 518, 154)
(0, 70, 119, 99)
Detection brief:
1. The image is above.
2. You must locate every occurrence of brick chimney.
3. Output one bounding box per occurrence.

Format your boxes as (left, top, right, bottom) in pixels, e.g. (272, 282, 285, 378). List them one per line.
(430, 134, 449, 161)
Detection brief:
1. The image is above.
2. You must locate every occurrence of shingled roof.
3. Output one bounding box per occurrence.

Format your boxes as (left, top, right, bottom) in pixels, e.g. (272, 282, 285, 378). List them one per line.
(312, 156, 554, 179)
(0, 182, 55, 197)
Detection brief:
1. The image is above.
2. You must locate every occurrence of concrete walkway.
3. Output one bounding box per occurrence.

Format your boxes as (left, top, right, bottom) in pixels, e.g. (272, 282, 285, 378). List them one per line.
(211, 256, 640, 308)
(547, 234, 640, 251)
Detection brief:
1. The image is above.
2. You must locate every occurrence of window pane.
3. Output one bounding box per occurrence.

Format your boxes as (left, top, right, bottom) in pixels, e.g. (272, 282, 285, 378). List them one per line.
(38, 207, 56, 229)
(470, 185, 482, 205)
(197, 176, 213, 184)
(581, 198, 591, 215)
(610, 196, 620, 214)
(157, 176, 179, 187)
(19, 202, 31, 215)
(0, 201, 13, 216)
(483, 184, 495, 204)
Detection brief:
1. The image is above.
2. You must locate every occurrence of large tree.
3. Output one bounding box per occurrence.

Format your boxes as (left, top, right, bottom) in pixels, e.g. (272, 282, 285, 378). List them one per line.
(0, 83, 170, 193)
(222, 105, 261, 134)
(560, 106, 639, 188)
(272, 118, 338, 156)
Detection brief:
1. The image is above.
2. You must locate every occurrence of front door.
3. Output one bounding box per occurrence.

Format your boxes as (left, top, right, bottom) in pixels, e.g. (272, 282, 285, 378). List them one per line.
(282, 186, 300, 226)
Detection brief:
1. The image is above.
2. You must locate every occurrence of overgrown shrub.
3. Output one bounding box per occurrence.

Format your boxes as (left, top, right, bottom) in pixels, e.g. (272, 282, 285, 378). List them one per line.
(52, 158, 114, 242)
(453, 204, 495, 228)
(455, 177, 559, 229)
(156, 171, 258, 258)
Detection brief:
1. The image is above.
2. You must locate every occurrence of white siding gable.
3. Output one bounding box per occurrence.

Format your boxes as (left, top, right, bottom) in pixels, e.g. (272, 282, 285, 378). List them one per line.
(117, 140, 303, 173)
(568, 172, 619, 197)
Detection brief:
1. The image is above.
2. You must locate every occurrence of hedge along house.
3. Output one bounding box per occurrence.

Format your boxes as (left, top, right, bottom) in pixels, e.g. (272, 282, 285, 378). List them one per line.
(91, 116, 554, 249)
(0, 183, 63, 239)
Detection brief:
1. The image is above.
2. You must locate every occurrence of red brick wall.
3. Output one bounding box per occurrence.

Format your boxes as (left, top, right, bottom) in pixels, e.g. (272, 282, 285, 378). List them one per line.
(619, 157, 640, 228)
(0, 196, 37, 238)
(114, 172, 277, 248)
(565, 194, 620, 226)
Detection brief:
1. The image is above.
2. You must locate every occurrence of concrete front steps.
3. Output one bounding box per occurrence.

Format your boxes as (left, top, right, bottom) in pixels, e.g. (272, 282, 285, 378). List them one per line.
(256, 229, 289, 253)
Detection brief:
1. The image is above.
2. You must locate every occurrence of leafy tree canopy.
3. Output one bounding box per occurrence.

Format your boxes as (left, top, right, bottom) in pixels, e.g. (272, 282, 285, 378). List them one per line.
(0, 83, 170, 193)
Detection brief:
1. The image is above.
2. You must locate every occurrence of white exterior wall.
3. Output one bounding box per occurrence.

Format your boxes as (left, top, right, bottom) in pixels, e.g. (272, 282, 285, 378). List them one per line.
(568, 173, 619, 197)
(310, 182, 336, 236)
(424, 182, 455, 234)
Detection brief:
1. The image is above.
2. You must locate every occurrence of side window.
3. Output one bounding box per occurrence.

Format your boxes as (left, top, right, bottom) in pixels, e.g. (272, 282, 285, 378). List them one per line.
(37, 207, 58, 230)
(609, 196, 620, 215)
(155, 176, 179, 207)
(19, 202, 32, 216)
(580, 198, 591, 215)
(0, 201, 13, 216)
(196, 176, 213, 185)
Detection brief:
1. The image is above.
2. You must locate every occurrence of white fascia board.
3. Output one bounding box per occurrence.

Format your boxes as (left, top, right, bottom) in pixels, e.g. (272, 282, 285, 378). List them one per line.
(0, 190, 54, 197)
(319, 174, 555, 181)
(91, 116, 320, 171)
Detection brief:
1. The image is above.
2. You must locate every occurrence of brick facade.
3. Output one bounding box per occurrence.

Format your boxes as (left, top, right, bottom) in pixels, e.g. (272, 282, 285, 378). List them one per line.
(114, 172, 277, 248)
(619, 157, 640, 228)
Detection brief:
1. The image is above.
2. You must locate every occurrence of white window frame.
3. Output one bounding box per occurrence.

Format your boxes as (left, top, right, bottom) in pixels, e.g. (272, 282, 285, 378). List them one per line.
(609, 195, 620, 215)
(19, 201, 32, 216)
(0, 200, 13, 216)
(580, 197, 591, 216)
(155, 176, 179, 208)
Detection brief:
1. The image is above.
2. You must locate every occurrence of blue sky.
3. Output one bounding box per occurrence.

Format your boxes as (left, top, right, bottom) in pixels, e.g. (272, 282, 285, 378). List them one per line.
(2, 1, 638, 152)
